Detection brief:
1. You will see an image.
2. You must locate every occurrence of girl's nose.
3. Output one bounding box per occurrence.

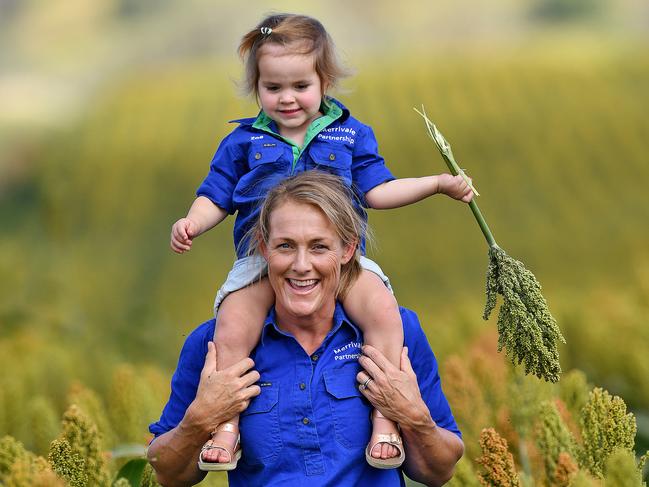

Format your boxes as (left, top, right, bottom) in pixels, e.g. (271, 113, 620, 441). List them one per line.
(279, 91, 295, 104)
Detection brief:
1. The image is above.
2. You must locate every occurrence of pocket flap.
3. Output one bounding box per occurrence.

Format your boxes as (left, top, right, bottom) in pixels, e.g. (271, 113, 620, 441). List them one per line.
(308, 146, 352, 169)
(249, 145, 284, 167)
(323, 368, 362, 400)
(241, 383, 279, 415)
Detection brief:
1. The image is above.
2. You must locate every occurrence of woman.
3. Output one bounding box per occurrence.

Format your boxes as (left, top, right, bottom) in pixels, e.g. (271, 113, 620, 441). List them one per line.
(148, 171, 464, 486)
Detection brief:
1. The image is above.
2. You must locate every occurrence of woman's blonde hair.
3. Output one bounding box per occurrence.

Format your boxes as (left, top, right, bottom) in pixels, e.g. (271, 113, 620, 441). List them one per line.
(248, 171, 366, 300)
(238, 13, 349, 100)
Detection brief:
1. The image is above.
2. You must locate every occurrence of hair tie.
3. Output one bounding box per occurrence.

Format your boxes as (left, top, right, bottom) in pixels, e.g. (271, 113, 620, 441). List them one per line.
(260, 27, 272, 35)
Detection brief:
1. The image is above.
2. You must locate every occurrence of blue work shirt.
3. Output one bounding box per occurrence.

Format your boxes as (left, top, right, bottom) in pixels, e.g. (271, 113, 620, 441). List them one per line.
(149, 305, 461, 487)
(195, 99, 394, 257)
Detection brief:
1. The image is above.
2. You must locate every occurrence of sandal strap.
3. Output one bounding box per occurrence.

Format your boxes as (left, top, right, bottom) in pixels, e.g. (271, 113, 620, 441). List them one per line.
(202, 422, 240, 463)
(371, 433, 402, 446)
(214, 422, 238, 435)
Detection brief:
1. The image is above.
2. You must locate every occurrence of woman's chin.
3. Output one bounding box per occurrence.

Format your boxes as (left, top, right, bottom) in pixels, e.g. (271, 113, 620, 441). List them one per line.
(279, 290, 334, 320)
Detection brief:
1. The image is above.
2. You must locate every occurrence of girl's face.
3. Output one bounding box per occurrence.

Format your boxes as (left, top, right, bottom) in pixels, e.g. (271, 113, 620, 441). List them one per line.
(257, 43, 324, 144)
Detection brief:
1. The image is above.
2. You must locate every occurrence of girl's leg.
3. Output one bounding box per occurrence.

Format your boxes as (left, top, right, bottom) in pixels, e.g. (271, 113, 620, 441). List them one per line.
(201, 277, 274, 464)
(342, 270, 404, 461)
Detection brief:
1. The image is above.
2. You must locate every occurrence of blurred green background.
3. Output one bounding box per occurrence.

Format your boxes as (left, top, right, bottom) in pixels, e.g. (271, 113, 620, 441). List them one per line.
(1, 0, 648, 484)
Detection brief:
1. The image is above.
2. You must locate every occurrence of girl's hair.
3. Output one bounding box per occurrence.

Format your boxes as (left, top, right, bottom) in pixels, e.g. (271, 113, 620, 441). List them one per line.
(238, 13, 349, 100)
(248, 171, 366, 300)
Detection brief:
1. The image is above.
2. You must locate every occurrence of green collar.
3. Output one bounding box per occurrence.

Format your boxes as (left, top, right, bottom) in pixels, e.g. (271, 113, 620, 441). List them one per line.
(252, 100, 343, 149)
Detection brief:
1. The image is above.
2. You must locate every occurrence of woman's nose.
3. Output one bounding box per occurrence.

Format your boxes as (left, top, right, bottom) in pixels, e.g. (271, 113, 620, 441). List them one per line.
(292, 249, 311, 273)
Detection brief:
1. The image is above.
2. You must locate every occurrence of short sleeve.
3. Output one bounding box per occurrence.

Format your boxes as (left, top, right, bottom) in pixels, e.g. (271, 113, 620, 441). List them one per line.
(148, 320, 214, 437)
(401, 308, 462, 438)
(196, 132, 246, 215)
(351, 125, 395, 201)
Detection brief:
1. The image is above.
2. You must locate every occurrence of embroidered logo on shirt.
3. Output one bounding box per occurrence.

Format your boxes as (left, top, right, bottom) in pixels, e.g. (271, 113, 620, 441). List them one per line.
(333, 341, 362, 361)
(317, 127, 357, 145)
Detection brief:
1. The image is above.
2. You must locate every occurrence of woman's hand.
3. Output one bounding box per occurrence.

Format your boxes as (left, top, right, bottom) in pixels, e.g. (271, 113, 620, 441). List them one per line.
(186, 342, 261, 435)
(356, 346, 432, 428)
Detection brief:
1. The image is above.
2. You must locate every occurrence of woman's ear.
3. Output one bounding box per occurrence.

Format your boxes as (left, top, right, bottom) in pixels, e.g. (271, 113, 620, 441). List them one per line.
(340, 240, 357, 265)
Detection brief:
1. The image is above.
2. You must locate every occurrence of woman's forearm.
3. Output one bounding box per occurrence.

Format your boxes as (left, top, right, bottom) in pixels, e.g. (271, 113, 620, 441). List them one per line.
(364, 177, 440, 209)
(399, 402, 464, 486)
(147, 406, 212, 487)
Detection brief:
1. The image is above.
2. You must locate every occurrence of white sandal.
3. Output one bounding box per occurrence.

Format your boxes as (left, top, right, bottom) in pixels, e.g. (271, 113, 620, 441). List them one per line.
(198, 422, 242, 471)
(364, 410, 405, 469)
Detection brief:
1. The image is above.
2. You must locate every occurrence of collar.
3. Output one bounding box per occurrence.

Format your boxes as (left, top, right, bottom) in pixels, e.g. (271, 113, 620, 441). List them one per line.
(260, 302, 361, 346)
(229, 97, 350, 127)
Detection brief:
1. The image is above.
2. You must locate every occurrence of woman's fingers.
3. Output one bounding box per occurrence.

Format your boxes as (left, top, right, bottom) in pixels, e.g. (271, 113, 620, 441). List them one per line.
(201, 341, 217, 377)
(225, 356, 256, 377)
(239, 369, 261, 388)
(356, 371, 376, 390)
(400, 347, 418, 380)
(241, 384, 261, 401)
(361, 345, 394, 373)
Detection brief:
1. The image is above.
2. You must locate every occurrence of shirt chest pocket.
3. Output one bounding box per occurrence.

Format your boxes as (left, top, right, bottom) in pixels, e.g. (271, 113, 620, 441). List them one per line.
(307, 146, 353, 184)
(239, 384, 282, 466)
(248, 144, 285, 170)
(323, 366, 371, 449)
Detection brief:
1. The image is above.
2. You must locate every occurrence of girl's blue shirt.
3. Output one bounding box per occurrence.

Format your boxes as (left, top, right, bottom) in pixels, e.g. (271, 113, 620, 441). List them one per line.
(196, 98, 394, 257)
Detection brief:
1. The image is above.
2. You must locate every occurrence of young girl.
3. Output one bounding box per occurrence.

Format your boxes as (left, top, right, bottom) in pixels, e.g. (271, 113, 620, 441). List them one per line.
(170, 13, 473, 472)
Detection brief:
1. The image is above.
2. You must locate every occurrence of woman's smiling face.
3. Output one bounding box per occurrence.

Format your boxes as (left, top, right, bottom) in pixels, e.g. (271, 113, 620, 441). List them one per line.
(261, 199, 355, 323)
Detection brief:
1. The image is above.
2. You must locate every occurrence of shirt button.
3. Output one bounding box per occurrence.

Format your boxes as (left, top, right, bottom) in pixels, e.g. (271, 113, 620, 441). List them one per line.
(299, 383, 306, 390)
(254, 152, 261, 160)
(302, 417, 310, 425)
(311, 354, 319, 362)
(329, 153, 336, 161)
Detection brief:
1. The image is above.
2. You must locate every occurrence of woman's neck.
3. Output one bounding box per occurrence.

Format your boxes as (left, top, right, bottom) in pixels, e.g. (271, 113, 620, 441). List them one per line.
(274, 301, 336, 355)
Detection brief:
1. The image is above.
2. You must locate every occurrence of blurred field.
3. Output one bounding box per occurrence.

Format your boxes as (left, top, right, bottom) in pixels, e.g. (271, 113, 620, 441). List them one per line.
(1, 1, 649, 484)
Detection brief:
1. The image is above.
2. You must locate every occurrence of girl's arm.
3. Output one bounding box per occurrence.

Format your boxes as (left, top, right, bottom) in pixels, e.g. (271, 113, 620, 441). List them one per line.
(364, 174, 473, 210)
(170, 196, 229, 253)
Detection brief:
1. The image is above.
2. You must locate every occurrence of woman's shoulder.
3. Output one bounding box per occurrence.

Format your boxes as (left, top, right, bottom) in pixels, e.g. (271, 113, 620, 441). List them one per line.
(398, 307, 424, 335)
(179, 318, 216, 357)
(398, 307, 439, 360)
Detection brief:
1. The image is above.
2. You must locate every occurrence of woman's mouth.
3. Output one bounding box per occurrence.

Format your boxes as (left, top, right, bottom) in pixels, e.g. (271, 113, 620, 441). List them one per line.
(287, 278, 318, 292)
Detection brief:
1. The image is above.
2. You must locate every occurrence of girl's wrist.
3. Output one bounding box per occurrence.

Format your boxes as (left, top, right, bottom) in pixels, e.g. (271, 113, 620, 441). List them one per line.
(434, 175, 443, 196)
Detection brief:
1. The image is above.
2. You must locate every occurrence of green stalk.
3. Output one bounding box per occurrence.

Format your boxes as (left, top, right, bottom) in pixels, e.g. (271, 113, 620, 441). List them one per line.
(415, 106, 564, 383)
(414, 107, 497, 248)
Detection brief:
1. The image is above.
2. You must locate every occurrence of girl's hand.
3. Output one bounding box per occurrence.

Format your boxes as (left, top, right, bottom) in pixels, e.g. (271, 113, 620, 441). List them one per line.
(437, 173, 474, 203)
(171, 217, 200, 253)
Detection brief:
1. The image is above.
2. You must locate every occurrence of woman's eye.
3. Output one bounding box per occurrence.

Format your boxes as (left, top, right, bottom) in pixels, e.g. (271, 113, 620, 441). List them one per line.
(277, 243, 291, 249)
(312, 244, 327, 251)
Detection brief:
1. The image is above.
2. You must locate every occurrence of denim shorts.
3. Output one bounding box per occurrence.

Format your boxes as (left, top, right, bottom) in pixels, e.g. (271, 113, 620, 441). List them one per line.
(213, 254, 392, 315)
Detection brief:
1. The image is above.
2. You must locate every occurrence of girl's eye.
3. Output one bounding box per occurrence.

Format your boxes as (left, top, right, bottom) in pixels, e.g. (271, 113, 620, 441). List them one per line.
(266, 86, 279, 92)
(296, 84, 309, 90)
